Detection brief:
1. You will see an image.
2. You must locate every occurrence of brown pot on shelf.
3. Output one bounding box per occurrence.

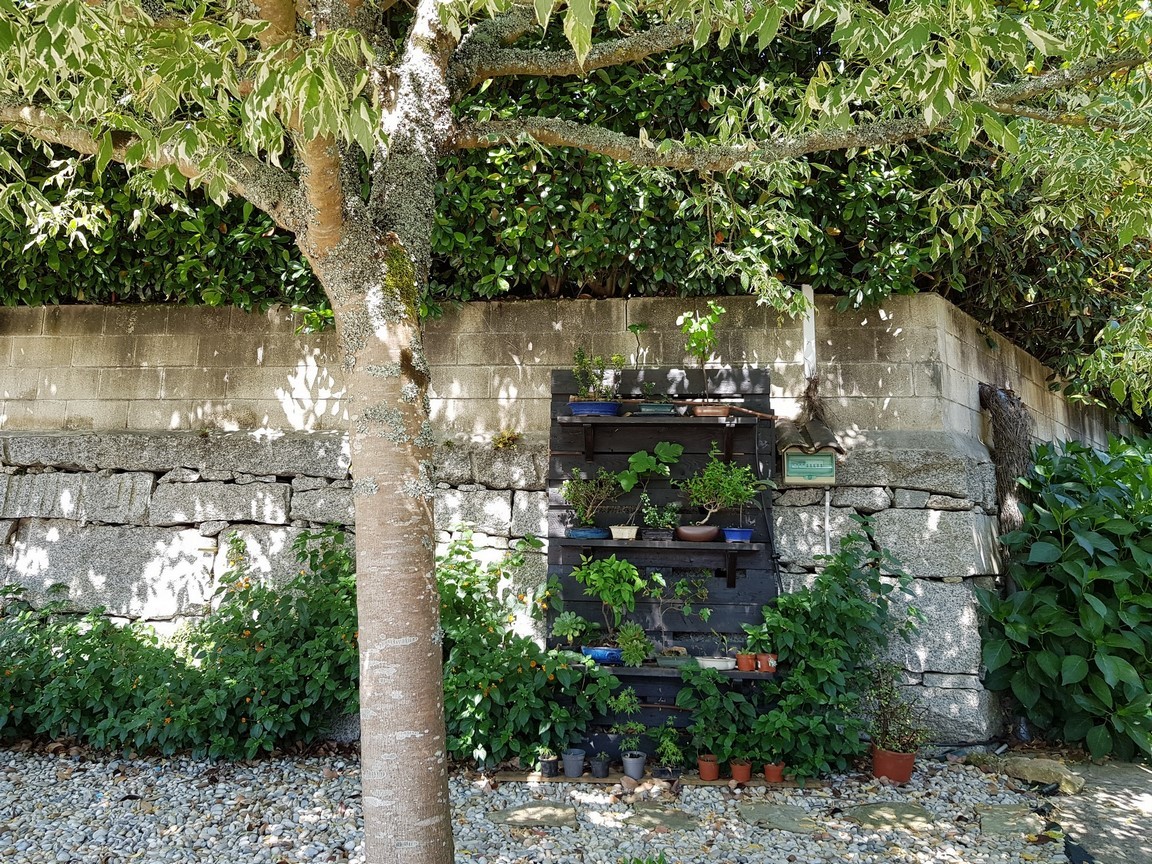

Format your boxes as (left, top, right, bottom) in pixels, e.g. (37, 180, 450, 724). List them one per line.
(735, 652, 756, 672)
(675, 525, 720, 542)
(730, 759, 752, 783)
(697, 754, 720, 781)
(689, 403, 731, 417)
(871, 747, 916, 784)
(756, 653, 778, 674)
(763, 762, 785, 783)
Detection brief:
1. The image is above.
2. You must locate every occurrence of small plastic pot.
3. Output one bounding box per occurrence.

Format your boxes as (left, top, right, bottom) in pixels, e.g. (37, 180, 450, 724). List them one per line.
(589, 755, 611, 778)
(735, 653, 756, 672)
(756, 653, 778, 674)
(872, 747, 916, 784)
(561, 749, 586, 778)
(538, 756, 559, 778)
(621, 751, 647, 781)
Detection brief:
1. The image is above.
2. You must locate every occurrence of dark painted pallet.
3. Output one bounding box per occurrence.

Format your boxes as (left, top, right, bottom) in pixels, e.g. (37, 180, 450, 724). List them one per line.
(547, 366, 780, 726)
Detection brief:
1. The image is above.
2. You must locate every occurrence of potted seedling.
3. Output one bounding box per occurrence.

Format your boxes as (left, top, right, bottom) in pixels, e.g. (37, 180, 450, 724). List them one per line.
(674, 443, 763, 541)
(676, 301, 727, 416)
(752, 708, 799, 783)
(611, 442, 684, 539)
(652, 719, 686, 780)
(740, 620, 778, 675)
(865, 663, 930, 784)
(609, 688, 648, 780)
(589, 751, 612, 778)
(696, 631, 735, 670)
(639, 493, 680, 541)
(560, 467, 619, 539)
(536, 745, 559, 778)
(551, 611, 601, 650)
(570, 347, 625, 415)
(677, 666, 756, 779)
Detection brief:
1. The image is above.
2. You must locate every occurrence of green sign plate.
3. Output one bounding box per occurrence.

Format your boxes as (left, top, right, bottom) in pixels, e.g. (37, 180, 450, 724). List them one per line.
(782, 451, 837, 486)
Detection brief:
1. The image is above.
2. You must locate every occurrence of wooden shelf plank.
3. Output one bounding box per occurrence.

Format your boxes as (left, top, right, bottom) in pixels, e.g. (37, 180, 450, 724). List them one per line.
(554, 538, 763, 552)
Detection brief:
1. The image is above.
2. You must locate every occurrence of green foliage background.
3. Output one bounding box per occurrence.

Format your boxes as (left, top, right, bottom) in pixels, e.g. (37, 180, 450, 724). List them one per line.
(979, 438, 1152, 759)
(0, 42, 1148, 412)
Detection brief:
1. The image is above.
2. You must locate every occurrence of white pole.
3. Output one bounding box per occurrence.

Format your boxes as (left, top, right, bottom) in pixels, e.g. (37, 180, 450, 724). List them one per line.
(801, 284, 816, 380)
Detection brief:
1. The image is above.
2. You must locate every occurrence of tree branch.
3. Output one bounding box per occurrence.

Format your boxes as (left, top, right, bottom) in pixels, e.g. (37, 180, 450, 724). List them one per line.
(0, 104, 304, 232)
(467, 19, 695, 88)
(453, 53, 1149, 171)
(979, 102, 1127, 130)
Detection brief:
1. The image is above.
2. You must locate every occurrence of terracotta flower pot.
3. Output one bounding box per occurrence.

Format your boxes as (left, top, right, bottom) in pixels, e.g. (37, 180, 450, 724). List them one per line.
(763, 762, 785, 783)
(730, 759, 752, 783)
(697, 754, 720, 781)
(872, 747, 916, 784)
(756, 653, 778, 674)
(735, 652, 756, 672)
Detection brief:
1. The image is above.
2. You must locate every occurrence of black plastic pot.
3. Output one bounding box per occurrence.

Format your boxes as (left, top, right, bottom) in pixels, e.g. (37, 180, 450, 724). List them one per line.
(589, 755, 611, 778)
(538, 756, 559, 777)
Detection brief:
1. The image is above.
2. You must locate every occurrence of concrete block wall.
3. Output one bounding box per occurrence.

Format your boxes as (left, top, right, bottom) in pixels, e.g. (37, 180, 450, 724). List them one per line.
(0, 295, 1116, 445)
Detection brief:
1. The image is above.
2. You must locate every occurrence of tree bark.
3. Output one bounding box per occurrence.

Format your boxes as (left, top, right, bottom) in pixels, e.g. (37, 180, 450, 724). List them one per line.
(312, 221, 451, 864)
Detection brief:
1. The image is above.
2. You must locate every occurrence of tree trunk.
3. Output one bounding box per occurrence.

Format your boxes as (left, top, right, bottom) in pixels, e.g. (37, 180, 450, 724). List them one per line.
(314, 224, 453, 864)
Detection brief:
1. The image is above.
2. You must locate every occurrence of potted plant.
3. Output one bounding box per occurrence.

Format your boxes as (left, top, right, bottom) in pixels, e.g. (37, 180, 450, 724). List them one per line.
(609, 688, 648, 780)
(561, 747, 586, 778)
(676, 301, 727, 416)
(752, 708, 798, 783)
(570, 555, 656, 664)
(697, 752, 720, 781)
(676, 667, 756, 779)
(652, 719, 686, 780)
(570, 347, 625, 415)
(637, 380, 677, 415)
(696, 630, 735, 670)
(639, 493, 680, 541)
(734, 645, 756, 672)
(615, 621, 655, 668)
(612, 442, 683, 538)
(536, 745, 559, 777)
(865, 664, 930, 784)
(551, 611, 601, 649)
(560, 467, 619, 538)
(673, 443, 763, 541)
(654, 645, 698, 669)
(740, 620, 778, 675)
(589, 751, 612, 778)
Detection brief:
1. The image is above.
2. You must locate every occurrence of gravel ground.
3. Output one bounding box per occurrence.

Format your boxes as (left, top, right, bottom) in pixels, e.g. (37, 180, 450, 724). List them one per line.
(0, 749, 1068, 864)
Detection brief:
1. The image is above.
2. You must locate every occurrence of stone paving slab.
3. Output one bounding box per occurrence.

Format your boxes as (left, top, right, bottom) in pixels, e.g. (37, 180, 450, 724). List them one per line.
(737, 803, 819, 833)
(626, 802, 699, 831)
(1054, 760, 1152, 864)
(489, 802, 578, 828)
(976, 804, 1045, 836)
(843, 802, 936, 832)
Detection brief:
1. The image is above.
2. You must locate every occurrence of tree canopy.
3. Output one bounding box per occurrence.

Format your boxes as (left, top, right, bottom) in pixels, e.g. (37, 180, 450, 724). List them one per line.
(1, 1, 1151, 862)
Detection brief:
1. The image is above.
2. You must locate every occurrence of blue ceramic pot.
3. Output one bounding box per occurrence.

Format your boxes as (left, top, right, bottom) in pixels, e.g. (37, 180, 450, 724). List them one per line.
(567, 527, 611, 539)
(582, 646, 624, 665)
(722, 528, 754, 543)
(570, 401, 621, 416)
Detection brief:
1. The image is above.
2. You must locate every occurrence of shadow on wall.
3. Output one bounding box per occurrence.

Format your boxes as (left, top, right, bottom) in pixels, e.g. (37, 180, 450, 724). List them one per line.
(3, 520, 216, 620)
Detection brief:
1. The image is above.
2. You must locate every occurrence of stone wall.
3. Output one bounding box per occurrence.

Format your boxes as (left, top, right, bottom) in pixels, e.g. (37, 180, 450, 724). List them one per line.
(0, 295, 1122, 744)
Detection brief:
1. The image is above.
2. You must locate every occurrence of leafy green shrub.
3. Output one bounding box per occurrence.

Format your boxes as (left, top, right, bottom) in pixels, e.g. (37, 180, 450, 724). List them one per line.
(676, 666, 759, 763)
(753, 520, 918, 777)
(0, 527, 358, 758)
(979, 438, 1152, 759)
(437, 530, 618, 766)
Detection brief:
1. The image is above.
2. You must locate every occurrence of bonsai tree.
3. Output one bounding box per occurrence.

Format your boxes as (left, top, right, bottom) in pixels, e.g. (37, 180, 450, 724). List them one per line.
(570, 554, 658, 639)
(675, 443, 764, 525)
(560, 468, 620, 527)
(573, 347, 625, 401)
